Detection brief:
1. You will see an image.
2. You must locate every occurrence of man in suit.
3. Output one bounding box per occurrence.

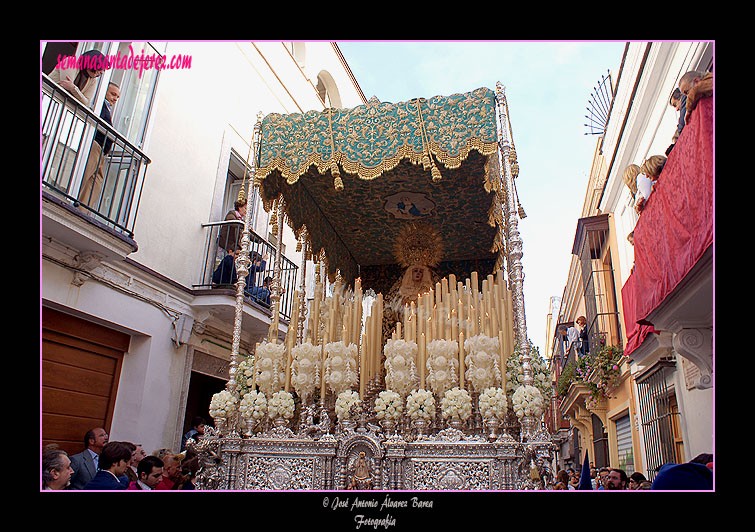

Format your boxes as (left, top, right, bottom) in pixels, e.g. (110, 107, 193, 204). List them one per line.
(68, 427, 109, 489)
(82, 441, 132, 490)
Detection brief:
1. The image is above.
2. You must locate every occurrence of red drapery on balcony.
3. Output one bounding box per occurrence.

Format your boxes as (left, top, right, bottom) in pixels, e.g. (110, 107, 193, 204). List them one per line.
(621, 96, 713, 356)
(622, 271, 658, 356)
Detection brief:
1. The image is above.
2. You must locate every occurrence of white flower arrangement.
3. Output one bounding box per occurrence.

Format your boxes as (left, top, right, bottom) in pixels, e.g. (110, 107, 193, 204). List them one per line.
(505, 346, 552, 403)
(239, 390, 267, 421)
(478, 387, 508, 420)
(374, 390, 403, 420)
(236, 355, 256, 396)
(406, 389, 436, 420)
(426, 339, 459, 396)
(268, 390, 295, 419)
(335, 390, 361, 421)
(464, 334, 502, 392)
(291, 342, 321, 403)
(209, 390, 237, 420)
(384, 338, 419, 398)
(511, 384, 544, 420)
(440, 387, 473, 421)
(254, 341, 288, 396)
(325, 341, 359, 396)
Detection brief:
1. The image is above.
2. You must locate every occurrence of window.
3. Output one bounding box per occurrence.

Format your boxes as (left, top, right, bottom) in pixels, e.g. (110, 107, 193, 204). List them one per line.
(572, 214, 622, 352)
(316, 71, 343, 109)
(615, 413, 634, 474)
(109, 41, 165, 148)
(635, 358, 681, 480)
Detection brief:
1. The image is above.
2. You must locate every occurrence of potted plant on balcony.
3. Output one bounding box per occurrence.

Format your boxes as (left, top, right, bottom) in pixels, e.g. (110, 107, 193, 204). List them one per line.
(576, 345, 623, 409)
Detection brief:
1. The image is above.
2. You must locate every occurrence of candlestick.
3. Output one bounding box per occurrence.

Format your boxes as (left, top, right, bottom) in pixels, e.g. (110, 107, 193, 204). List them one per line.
(458, 332, 465, 389)
(360, 332, 367, 400)
(320, 333, 327, 399)
(465, 279, 472, 336)
(409, 301, 416, 342)
(471, 272, 479, 336)
(450, 307, 457, 344)
(498, 330, 506, 388)
(376, 293, 383, 377)
(419, 332, 426, 389)
(435, 282, 442, 340)
(312, 283, 321, 344)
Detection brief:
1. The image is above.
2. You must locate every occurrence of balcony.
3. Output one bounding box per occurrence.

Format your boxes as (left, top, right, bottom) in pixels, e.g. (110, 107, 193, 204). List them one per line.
(192, 219, 299, 339)
(41, 74, 150, 262)
(621, 96, 713, 386)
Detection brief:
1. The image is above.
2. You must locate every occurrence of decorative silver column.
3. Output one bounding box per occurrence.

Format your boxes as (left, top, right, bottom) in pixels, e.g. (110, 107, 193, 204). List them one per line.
(227, 112, 264, 426)
(495, 82, 539, 443)
(495, 82, 528, 353)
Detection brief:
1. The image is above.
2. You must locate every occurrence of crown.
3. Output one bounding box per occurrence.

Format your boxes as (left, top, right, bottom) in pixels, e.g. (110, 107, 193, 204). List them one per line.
(393, 223, 443, 269)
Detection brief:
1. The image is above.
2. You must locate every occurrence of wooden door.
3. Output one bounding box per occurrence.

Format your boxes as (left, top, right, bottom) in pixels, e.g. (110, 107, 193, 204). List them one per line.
(41, 307, 130, 456)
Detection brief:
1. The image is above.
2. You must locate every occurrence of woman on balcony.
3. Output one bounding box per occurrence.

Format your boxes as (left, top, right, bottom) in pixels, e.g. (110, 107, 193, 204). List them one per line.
(49, 49, 106, 107)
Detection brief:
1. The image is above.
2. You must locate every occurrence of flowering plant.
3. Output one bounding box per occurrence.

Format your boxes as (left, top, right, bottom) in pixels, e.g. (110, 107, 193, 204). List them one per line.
(236, 355, 256, 396)
(440, 387, 472, 421)
(464, 334, 501, 392)
(254, 341, 287, 396)
(426, 339, 459, 396)
(406, 389, 436, 420)
(335, 390, 361, 421)
(576, 345, 623, 407)
(291, 342, 321, 403)
(209, 390, 237, 419)
(384, 339, 419, 398)
(267, 390, 295, 419)
(511, 384, 544, 420)
(506, 343, 551, 404)
(239, 390, 267, 421)
(478, 386, 508, 420)
(325, 341, 359, 396)
(374, 390, 403, 420)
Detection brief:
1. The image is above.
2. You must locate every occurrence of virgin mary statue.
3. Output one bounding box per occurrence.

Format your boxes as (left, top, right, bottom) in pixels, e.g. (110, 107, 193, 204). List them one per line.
(382, 223, 443, 343)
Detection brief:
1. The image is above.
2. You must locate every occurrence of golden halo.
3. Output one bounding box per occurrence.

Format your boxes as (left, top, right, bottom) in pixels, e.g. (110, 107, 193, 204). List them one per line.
(393, 223, 443, 269)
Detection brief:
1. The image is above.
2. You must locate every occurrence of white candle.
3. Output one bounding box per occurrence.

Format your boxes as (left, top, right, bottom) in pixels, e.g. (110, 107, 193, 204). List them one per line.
(458, 332, 465, 389)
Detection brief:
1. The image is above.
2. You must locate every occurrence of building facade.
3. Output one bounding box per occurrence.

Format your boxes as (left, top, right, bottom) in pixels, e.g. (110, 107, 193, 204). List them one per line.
(41, 41, 366, 457)
(546, 41, 713, 480)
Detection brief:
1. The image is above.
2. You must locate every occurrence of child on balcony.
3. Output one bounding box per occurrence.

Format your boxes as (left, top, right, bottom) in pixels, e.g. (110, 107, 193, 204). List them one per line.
(634, 155, 667, 214)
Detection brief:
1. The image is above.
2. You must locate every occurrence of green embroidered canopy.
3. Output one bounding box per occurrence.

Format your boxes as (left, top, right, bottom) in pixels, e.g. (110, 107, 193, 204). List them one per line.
(254, 87, 508, 286)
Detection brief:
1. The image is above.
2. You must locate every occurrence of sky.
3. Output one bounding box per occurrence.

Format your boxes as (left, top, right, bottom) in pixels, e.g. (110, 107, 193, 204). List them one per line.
(336, 40, 626, 357)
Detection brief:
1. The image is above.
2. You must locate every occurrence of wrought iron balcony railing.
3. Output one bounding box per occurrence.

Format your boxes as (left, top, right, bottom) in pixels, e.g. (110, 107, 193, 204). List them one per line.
(41, 74, 150, 238)
(195, 219, 299, 321)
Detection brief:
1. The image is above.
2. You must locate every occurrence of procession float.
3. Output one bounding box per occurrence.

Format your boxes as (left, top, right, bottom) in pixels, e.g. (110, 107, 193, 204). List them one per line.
(190, 82, 556, 490)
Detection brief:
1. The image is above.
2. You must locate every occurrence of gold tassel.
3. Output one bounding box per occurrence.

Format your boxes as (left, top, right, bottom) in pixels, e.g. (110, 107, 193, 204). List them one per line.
(334, 175, 344, 192)
(431, 162, 442, 182)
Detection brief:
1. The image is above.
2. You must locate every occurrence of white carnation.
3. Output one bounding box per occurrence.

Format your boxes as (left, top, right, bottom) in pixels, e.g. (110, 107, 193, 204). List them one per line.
(406, 389, 436, 420)
(335, 390, 361, 421)
(374, 390, 403, 420)
(440, 387, 473, 421)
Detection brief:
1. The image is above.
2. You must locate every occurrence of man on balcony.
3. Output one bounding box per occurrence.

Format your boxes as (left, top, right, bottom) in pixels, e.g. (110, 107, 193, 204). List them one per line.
(78, 81, 120, 212)
(558, 323, 579, 359)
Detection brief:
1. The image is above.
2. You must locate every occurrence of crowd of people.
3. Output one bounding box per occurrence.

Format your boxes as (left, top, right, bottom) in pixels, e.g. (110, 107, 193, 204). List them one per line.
(42, 418, 206, 491)
(553, 452, 712, 491)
